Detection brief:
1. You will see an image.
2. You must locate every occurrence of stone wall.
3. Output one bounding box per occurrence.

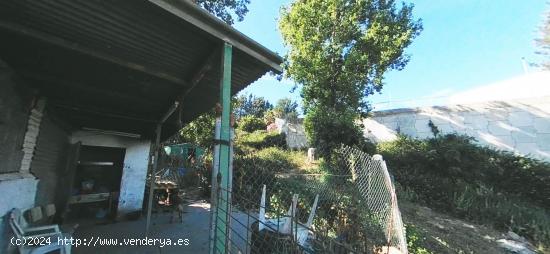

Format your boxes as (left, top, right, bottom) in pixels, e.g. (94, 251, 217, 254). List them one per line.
(363, 96, 550, 161)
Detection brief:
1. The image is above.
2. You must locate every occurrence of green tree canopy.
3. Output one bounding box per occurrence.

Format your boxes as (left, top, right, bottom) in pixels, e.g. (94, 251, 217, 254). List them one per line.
(280, 0, 422, 115)
(279, 0, 422, 158)
(234, 94, 273, 119)
(177, 110, 216, 150)
(273, 97, 299, 122)
(193, 0, 250, 25)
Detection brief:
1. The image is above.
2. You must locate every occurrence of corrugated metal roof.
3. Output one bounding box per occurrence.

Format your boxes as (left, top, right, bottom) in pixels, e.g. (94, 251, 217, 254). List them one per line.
(0, 0, 282, 139)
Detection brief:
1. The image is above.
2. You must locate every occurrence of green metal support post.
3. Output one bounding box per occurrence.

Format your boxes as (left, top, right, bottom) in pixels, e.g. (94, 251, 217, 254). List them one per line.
(212, 42, 233, 254)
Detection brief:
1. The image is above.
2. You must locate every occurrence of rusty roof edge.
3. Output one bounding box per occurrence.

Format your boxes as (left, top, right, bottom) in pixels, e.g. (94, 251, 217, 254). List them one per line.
(149, 0, 283, 73)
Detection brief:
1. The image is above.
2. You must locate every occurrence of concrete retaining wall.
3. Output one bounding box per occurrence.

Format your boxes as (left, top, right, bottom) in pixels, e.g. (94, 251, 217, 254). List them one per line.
(363, 96, 550, 161)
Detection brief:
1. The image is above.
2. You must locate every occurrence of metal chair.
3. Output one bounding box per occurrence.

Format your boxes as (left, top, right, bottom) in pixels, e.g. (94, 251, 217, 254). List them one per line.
(9, 208, 72, 254)
(258, 185, 319, 247)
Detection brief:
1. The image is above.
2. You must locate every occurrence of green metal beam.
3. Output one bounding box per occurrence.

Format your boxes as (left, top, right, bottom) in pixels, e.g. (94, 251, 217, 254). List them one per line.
(213, 42, 232, 254)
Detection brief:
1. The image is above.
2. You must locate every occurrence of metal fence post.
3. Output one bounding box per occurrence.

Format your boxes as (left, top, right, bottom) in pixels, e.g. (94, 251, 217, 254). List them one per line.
(211, 42, 233, 254)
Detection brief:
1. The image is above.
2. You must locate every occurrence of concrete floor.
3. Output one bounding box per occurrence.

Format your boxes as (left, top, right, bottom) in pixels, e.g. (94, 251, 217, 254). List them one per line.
(72, 201, 257, 254)
(73, 201, 212, 254)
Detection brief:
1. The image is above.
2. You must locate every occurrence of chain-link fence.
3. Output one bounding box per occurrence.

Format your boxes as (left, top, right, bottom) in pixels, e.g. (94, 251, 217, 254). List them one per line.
(337, 146, 407, 253)
(145, 144, 207, 218)
(210, 127, 406, 253)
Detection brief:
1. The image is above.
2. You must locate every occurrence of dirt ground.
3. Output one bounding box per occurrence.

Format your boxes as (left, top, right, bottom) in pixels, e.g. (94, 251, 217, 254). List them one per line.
(400, 202, 540, 254)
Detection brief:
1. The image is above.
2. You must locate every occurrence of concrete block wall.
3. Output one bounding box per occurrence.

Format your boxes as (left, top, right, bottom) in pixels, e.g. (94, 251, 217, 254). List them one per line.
(363, 96, 550, 161)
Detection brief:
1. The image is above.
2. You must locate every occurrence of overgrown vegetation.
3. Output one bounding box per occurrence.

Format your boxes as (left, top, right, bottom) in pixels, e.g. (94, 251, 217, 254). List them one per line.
(233, 129, 302, 210)
(236, 130, 287, 150)
(237, 115, 266, 132)
(405, 224, 434, 254)
(375, 134, 550, 248)
(179, 107, 550, 252)
(177, 110, 216, 151)
(303, 106, 364, 159)
(233, 126, 401, 252)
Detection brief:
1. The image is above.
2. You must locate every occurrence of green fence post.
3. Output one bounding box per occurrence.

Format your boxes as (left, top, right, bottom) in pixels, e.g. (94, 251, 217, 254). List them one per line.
(212, 42, 232, 254)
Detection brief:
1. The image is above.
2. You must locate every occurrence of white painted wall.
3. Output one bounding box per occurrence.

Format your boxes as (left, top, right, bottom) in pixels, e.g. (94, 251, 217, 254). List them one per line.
(274, 118, 308, 149)
(117, 142, 151, 215)
(71, 131, 151, 217)
(0, 173, 38, 253)
(363, 96, 550, 161)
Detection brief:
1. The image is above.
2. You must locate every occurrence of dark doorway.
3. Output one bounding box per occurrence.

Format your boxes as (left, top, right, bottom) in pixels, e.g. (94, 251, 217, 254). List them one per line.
(75, 146, 126, 192)
(66, 145, 125, 222)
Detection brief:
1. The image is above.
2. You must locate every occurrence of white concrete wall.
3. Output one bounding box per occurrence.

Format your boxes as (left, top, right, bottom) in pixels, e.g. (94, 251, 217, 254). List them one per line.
(71, 131, 151, 217)
(117, 142, 151, 215)
(363, 96, 550, 161)
(0, 173, 38, 253)
(274, 118, 308, 149)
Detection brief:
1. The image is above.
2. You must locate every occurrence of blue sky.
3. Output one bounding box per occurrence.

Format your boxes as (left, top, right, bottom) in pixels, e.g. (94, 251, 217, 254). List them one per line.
(235, 0, 548, 111)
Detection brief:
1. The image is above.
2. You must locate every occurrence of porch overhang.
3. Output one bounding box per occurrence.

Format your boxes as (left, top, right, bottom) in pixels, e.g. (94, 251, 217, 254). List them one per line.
(0, 0, 282, 140)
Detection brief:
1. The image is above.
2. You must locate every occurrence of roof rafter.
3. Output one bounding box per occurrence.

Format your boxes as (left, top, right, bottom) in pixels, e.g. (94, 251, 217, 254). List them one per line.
(171, 47, 220, 127)
(52, 103, 158, 123)
(0, 21, 189, 86)
(18, 71, 160, 108)
(149, 0, 283, 73)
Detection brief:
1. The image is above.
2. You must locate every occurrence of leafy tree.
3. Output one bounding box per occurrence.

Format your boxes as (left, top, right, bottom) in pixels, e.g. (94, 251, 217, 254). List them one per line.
(178, 111, 216, 151)
(536, 8, 550, 70)
(234, 94, 273, 119)
(273, 97, 299, 122)
(303, 106, 363, 158)
(263, 109, 278, 125)
(193, 0, 250, 25)
(279, 0, 422, 158)
(237, 115, 266, 132)
(178, 93, 271, 150)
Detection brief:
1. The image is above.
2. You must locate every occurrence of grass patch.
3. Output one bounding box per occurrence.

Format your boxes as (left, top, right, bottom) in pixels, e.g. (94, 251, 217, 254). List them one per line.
(236, 130, 286, 150)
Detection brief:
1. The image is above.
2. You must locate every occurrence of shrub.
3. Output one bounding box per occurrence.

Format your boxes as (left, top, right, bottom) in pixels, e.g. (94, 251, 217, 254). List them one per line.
(232, 146, 302, 209)
(451, 184, 550, 245)
(377, 134, 550, 246)
(238, 115, 266, 132)
(379, 134, 550, 209)
(304, 106, 363, 161)
(406, 224, 434, 254)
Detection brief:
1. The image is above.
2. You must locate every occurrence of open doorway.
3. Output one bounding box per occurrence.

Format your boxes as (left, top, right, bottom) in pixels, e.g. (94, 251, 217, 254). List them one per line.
(65, 145, 125, 224)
